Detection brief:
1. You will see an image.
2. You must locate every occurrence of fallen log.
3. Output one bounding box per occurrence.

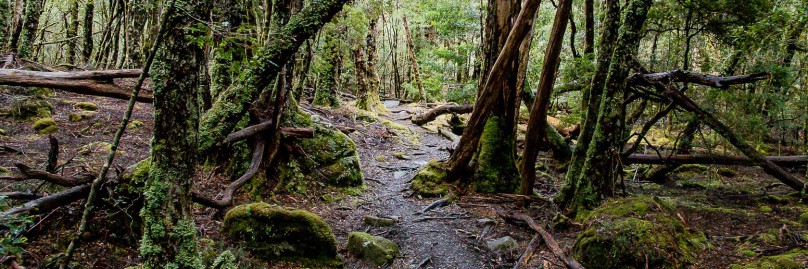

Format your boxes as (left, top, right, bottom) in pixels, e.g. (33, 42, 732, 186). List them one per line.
(223, 120, 313, 144)
(626, 154, 808, 167)
(8, 163, 94, 187)
(411, 104, 473, 125)
(496, 209, 585, 269)
(636, 70, 769, 89)
(0, 68, 152, 102)
(0, 184, 91, 221)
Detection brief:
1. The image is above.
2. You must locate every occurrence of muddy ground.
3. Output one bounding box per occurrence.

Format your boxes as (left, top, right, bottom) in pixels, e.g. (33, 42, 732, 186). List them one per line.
(1, 88, 807, 268)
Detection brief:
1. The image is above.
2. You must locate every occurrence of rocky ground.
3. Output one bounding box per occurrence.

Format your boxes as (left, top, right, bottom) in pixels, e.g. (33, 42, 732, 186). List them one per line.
(1, 88, 807, 268)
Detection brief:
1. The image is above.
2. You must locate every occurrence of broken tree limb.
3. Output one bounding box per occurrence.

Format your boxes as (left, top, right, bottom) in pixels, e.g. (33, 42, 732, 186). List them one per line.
(0, 184, 91, 222)
(626, 154, 808, 167)
(0, 192, 43, 200)
(514, 235, 541, 269)
(655, 82, 807, 192)
(0, 68, 152, 102)
(633, 70, 769, 89)
(12, 163, 93, 187)
(223, 120, 313, 145)
(412, 104, 473, 125)
(512, 213, 585, 269)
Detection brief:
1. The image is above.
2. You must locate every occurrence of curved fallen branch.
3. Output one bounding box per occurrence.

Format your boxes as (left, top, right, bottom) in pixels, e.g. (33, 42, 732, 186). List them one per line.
(411, 104, 473, 125)
(625, 154, 808, 167)
(192, 140, 266, 209)
(8, 163, 93, 187)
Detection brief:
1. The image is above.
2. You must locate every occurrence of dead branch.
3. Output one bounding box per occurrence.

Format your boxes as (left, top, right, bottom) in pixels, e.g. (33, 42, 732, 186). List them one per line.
(10, 163, 93, 187)
(0, 184, 91, 221)
(0, 68, 152, 102)
(223, 120, 313, 144)
(625, 154, 808, 167)
(510, 212, 585, 269)
(0, 192, 44, 200)
(411, 104, 473, 125)
(513, 235, 541, 269)
(633, 70, 769, 89)
(46, 136, 58, 173)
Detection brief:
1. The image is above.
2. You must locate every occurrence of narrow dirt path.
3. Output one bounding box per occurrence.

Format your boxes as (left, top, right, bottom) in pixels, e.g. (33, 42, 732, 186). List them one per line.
(346, 106, 486, 268)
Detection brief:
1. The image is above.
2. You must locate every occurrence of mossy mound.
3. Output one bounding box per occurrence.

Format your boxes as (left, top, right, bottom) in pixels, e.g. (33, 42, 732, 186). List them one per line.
(222, 203, 341, 267)
(128, 120, 145, 130)
(274, 109, 363, 189)
(729, 248, 808, 269)
(9, 98, 53, 121)
(32, 118, 57, 134)
(69, 111, 97, 122)
(0, 128, 6, 136)
(410, 159, 451, 197)
(80, 141, 112, 155)
(74, 102, 98, 111)
(347, 232, 400, 266)
(471, 115, 519, 193)
(572, 196, 709, 269)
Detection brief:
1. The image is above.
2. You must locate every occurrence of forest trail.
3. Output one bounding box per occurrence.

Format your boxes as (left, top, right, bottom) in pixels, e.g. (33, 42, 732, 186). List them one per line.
(344, 104, 486, 268)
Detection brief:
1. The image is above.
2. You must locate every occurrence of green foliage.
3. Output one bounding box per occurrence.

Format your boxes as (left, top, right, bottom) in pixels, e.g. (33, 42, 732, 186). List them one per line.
(0, 197, 32, 258)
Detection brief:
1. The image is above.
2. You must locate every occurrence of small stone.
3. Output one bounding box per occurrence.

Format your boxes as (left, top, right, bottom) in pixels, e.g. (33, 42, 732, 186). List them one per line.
(32, 118, 57, 134)
(69, 111, 97, 122)
(74, 102, 98, 111)
(347, 232, 400, 266)
(364, 215, 398, 227)
(486, 236, 518, 252)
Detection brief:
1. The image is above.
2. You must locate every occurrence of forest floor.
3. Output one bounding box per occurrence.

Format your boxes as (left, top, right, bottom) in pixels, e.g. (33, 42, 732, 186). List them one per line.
(1, 88, 807, 268)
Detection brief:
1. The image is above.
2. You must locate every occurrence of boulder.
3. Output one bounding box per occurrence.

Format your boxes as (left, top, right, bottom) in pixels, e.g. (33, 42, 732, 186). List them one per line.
(222, 203, 341, 267)
(572, 196, 708, 269)
(486, 236, 519, 252)
(347, 232, 400, 266)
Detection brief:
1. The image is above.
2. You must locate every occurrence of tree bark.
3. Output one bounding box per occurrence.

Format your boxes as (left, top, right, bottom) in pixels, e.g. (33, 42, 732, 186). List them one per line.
(82, 0, 94, 64)
(412, 104, 474, 125)
(313, 22, 341, 107)
(0, 68, 152, 102)
(66, 0, 80, 64)
(519, 0, 572, 196)
(0, 0, 9, 49)
(6, 0, 24, 52)
(139, 1, 210, 268)
(402, 14, 426, 102)
(583, 0, 594, 54)
(17, 0, 45, 59)
(356, 5, 387, 113)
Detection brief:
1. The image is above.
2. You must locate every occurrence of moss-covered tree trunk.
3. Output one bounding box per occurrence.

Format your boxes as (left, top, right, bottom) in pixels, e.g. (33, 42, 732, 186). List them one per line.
(66, 0, 80, 64)
(17, 0, 44, 59)
(209, 0, 246, 102)
(139, 2, 210, 268)
(558, 0, 620, 205)
(561, 0, 652, 213)
(199, 0, 350, 155)
(126, 0, 149, 68)
(82, 0, 94, 64)
(0, 0, 8, 49)
(313, 22, 341, 107)
(402, 14, 426, 102)
(6, 0, 24, 52)
(356, 4, 387, 114)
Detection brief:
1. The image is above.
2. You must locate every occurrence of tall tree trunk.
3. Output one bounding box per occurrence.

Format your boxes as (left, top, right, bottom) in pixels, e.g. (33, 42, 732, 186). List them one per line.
(17, 0, 44, 59)
(209, 0, 246, 102)
(313, 23, 341, 107)
(66, 0, 79, 64)
(7, 0, 24, 52)
(562, 0, 652, 213)
(0, 0, 9, 49)
(442, 0, 541, 194)
(402, 14, 426, 102)
(126, 0, 148, 67)
(558, 0, 620, 205)
(140, 1, 210, 268)
(356, 6, 387, 113)
(82, 0, 94, 65)
(583, 0, 594, 54)
(519, 0, 572, 196)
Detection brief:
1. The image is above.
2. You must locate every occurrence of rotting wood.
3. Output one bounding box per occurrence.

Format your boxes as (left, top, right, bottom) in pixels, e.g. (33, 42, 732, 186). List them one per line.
(10, 163, 93, 187)
(192, 140, 266, 209)
(513, 235, 541, 269)
(412, 104, 473, 125)
(510, 212, 585, 269)
(0, 184, 90, 221)
(634, 70, 769, 89)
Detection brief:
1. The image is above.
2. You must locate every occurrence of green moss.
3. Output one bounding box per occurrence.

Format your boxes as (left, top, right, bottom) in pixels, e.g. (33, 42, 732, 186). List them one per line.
(375, 155, 386, 162)
(471, 116, 519, 194)
(32, 117, 57, 134)
(0, 166, 8, 175)
(10, 98, 52, 121)
(128, 120, 145, 130)
(759, 205, 773, 213)
(211, 250, 237, 269)
(0, 128, 6, 136)
(80, 142, 112, 155)
(799, 212, 808, 224)
(74, 102, 98, 111)
(742, 249, 758, 257)
(729, 248, 808, 269)
(222, 203, 342, 267)
(572, 196, 708, 269)
(675, 164, 709, 173)
(69, 111, 97, 122)
(347, 232, 399, 266)
(410, 159, 451, 197)
(717, 167, 737, 177)
(276, 121, 363, 188)
(381, 120, 420, 145)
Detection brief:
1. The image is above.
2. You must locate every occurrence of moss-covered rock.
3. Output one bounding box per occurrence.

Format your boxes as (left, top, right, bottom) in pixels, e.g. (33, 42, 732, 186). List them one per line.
(69, 111, 97, 122)
(729, 248, 808, 269)
(74, 102, 98, 111)
(10, 98, 53, 121)
(80, 142, 112, 155)
(347, 232, 399, 266)
(572, 196, 709, 269)
(410, 159, 451, 197)
(222, 203, 341, 267)
(128, 120, 146, 130)
(273, 109, 363, 189)
(32, 117, 57, 134)
(0, 128, 6, 136)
